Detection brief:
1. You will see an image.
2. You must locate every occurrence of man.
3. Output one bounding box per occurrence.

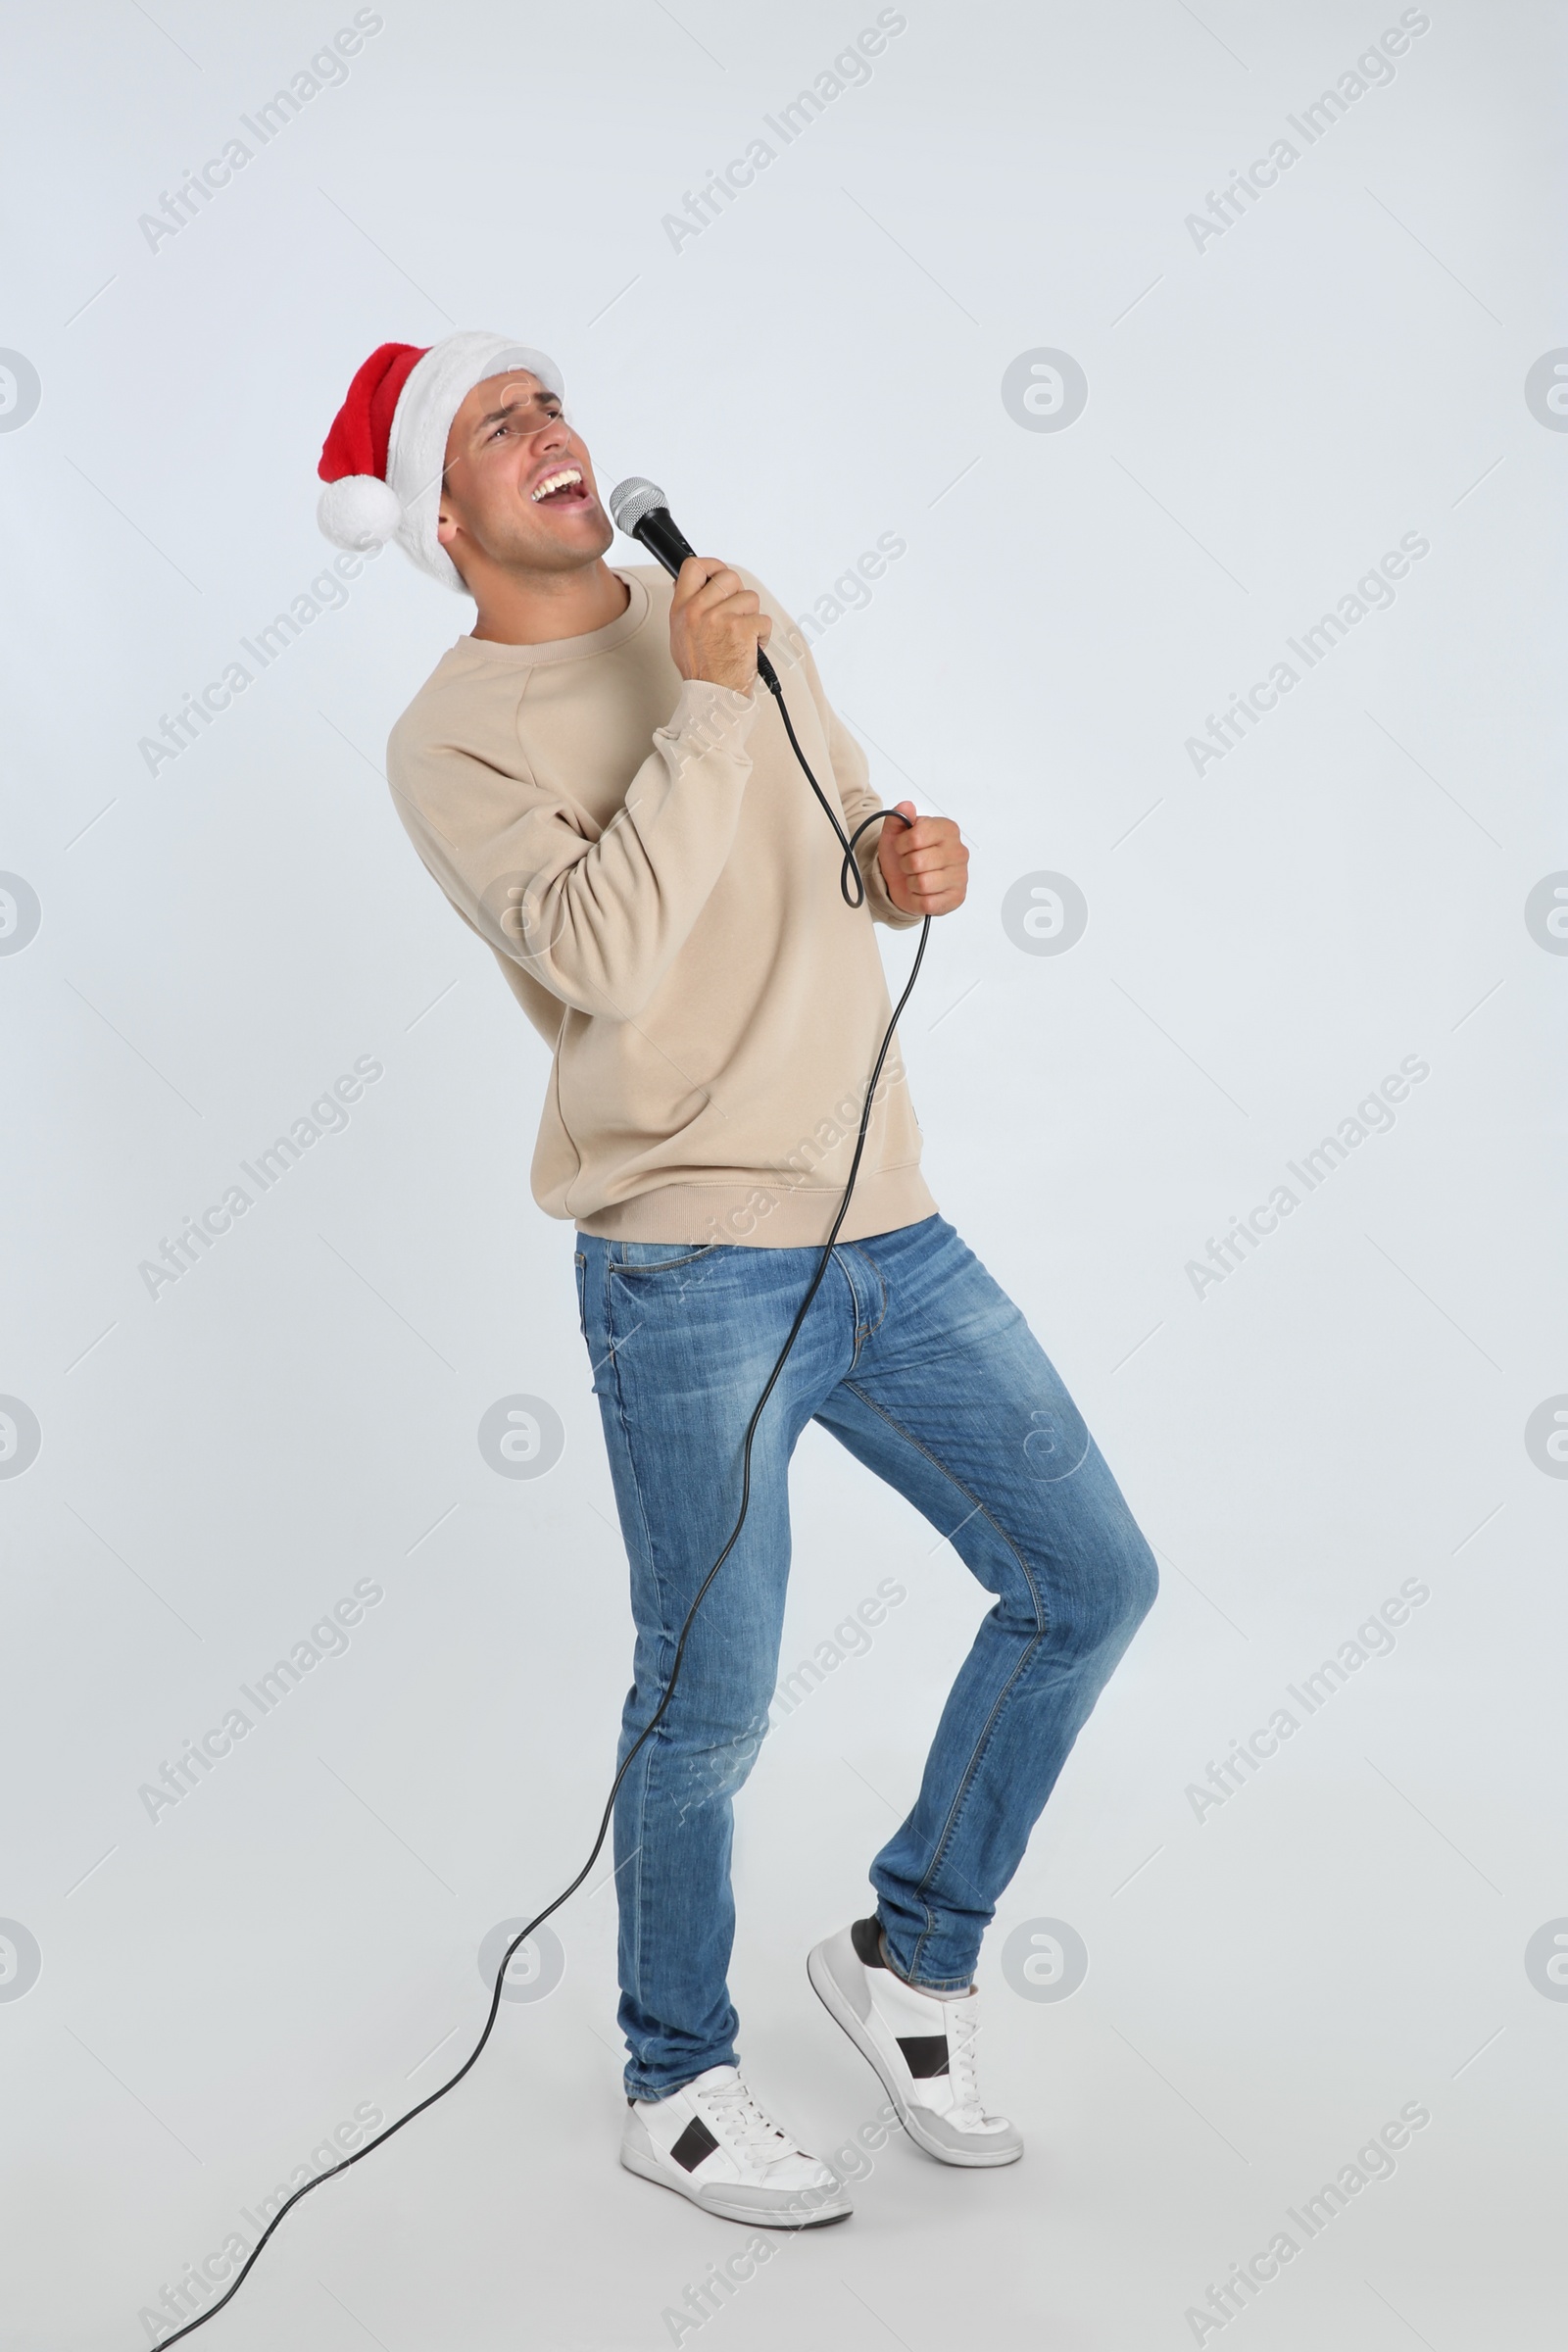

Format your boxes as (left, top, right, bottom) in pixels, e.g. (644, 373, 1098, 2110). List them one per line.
(318, 331, 1158, 2230)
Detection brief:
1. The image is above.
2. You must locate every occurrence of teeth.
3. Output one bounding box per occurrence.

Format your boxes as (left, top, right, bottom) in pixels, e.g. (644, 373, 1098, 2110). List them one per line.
(530, 467, 583, 502)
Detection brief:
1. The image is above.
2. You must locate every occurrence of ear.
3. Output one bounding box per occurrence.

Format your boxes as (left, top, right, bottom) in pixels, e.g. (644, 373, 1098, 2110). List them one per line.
(435, 457, 462, 548)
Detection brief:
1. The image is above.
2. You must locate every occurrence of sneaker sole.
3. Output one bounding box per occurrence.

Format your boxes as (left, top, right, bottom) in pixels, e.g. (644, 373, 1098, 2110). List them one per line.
(619, 2140, 853, 2229)
(807, 1942, 1024, 2170)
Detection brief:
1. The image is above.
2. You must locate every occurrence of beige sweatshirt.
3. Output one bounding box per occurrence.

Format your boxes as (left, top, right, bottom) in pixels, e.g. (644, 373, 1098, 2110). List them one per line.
(386, 564, 938, 1247)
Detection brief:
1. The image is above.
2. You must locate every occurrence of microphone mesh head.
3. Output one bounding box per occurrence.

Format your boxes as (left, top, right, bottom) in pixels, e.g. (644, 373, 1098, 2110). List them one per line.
(609, 476, 668, 535)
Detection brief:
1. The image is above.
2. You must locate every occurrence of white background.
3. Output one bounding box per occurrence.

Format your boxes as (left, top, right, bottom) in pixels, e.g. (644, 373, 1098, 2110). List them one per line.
(2, 2, 1564, 2346)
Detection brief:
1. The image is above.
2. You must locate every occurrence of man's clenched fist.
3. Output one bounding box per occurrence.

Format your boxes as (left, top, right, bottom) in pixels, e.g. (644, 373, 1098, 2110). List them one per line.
(877, 803, 969, 917)
(669, 557, 772, 692)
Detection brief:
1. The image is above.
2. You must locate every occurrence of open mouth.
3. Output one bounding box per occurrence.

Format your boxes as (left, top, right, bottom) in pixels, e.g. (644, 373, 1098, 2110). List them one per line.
(529, 466, 591, 507)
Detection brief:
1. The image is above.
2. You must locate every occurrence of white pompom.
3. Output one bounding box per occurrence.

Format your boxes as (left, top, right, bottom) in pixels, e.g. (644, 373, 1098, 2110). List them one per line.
(317, 474, 403, 552)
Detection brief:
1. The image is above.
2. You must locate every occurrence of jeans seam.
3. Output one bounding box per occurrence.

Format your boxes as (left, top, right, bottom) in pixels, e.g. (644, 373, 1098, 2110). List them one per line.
(841, 1378, 1050, 1980)
(833, 1250, 871, 1372)
(906, 1632, 1046, 1981)
(602, 1248, 671, 2024)
(841, 1243, 890, 1343)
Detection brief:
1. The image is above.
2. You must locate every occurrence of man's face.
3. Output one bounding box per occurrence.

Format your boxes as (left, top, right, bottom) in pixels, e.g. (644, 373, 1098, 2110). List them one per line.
(437, 370, 612, 578)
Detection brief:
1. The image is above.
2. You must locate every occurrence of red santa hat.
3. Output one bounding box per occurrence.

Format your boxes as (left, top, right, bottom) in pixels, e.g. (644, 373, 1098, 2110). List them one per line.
(317, 330, 564, 592)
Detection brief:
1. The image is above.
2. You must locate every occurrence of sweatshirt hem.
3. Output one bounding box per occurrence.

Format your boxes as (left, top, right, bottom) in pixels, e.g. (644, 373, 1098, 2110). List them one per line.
(571, 1166, 939, 1250)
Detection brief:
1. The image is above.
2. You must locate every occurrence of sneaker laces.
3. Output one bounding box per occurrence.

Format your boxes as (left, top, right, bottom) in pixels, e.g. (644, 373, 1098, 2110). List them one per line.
(701, 2074, 795, 2160)
(946, 2006, 990, 2129)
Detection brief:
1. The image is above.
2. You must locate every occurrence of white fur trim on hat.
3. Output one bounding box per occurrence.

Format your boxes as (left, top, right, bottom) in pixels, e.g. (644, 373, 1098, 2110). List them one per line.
(385, 331, 565, 592)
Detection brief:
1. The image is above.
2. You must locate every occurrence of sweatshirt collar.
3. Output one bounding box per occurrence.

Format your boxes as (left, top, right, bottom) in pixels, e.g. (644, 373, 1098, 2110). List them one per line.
(453, 568, 652, 667)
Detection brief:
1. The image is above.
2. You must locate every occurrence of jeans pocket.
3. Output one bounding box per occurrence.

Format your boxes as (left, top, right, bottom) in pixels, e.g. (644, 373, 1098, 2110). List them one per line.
(611, 1240, 723, 1277)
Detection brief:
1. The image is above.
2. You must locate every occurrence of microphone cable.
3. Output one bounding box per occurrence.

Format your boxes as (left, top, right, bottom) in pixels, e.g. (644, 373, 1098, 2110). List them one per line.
(141, 657, 932, 2347)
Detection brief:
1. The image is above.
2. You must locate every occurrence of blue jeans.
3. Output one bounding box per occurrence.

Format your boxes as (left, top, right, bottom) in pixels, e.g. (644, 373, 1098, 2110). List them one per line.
(574, 1214, 1157, 2100)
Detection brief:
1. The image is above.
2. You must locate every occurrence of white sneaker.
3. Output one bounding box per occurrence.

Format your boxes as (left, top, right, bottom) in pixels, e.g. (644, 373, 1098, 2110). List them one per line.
(808, 1917, 1023, 2168)
(620, 2064, 853, 2228)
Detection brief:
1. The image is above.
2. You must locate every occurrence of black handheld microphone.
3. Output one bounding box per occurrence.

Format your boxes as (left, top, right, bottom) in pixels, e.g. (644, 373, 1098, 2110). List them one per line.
(608, 476, 780, 693)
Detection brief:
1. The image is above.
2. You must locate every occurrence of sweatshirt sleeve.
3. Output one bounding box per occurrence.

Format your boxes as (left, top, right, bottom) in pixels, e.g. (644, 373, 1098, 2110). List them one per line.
(388, 675, 760, 1021)
(775, 626, 923, 933)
